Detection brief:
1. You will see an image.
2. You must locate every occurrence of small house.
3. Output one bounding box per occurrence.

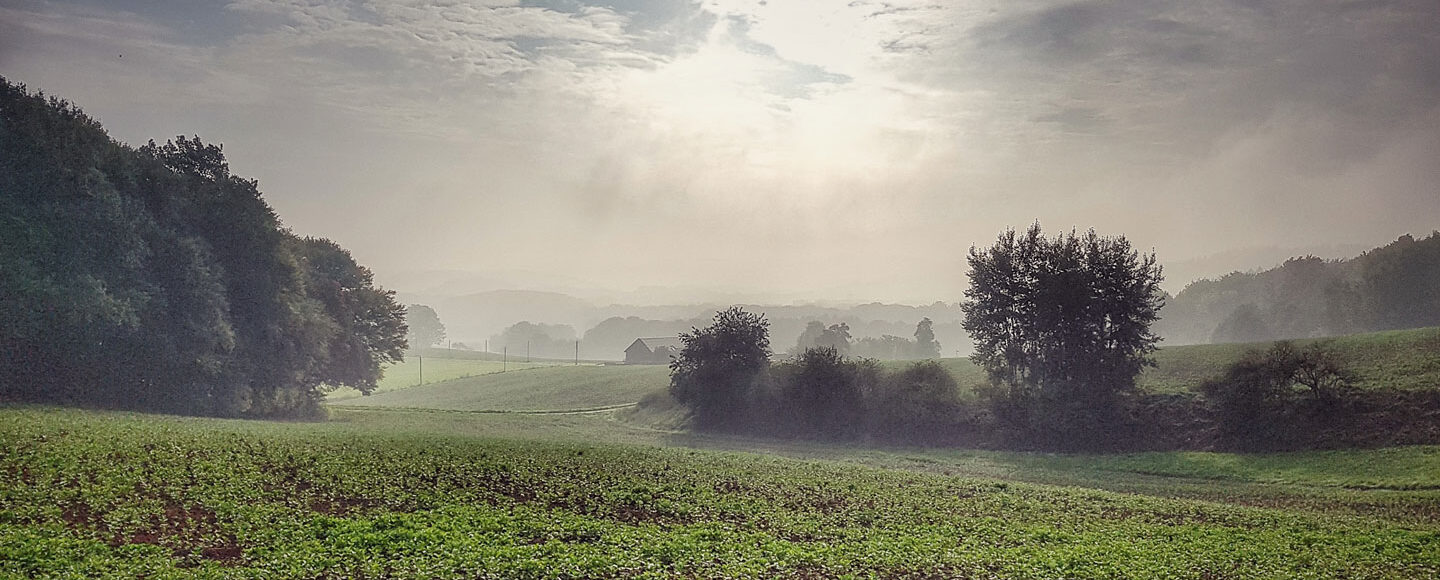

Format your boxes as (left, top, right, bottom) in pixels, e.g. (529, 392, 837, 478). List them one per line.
(624, 337, 683, 365)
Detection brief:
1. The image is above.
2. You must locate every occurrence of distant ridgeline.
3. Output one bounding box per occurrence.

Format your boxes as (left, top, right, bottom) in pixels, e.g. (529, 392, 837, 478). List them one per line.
(0, 78, 407, 418)
(1157, 233, 1440, 345)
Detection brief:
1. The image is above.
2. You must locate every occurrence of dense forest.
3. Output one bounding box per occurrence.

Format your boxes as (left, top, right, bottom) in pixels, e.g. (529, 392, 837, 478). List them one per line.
(1156, 233, 1440, 345)
(0, 78, 407, 418)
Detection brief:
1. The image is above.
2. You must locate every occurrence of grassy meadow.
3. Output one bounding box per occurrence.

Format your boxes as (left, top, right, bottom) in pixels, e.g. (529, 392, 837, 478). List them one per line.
(333, 365, 671, 412)
(7, 327, 1439, 577)
(326, 349, 566, 401)
(901, 326, 1440, 396)
(330, 326, 1440, 410)
(3, 406, 1438, 578)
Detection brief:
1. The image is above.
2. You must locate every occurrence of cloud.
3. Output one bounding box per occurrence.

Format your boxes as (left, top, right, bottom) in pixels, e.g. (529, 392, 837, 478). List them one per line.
(3, 0, 1436, 303)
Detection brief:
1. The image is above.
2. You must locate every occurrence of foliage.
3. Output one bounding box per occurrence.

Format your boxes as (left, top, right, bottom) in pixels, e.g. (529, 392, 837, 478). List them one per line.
(772, 347, 866, 440)
(492, 321, 579, 360)
(293, 237, 408, 395)
(1157, 233, 1440, 344)
(850, 318, 942, 360)
(913, 317, 941, 358)
(0, 77, 403, 418)
(866, 360, 969, 444)
(1361, 233, 1440, 331)
(1202, 341, 1358, 449)
(1, 406, 1437, 578)
(852, 334, 914, 359)
(962, 224, 1164, 450)
(790, 321, 852, 356)
(669, 307, 771, 431)
(404, 304, 446, 348)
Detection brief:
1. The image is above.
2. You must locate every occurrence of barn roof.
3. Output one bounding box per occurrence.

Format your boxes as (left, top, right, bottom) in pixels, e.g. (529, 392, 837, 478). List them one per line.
(632, 336, 682, 351)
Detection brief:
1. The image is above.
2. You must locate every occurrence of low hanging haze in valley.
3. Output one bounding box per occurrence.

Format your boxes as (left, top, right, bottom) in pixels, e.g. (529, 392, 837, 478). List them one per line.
(3, 0, 1437, 306)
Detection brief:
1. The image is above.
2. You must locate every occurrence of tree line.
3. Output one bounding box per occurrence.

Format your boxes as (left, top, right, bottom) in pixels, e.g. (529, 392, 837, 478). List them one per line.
(667, 225, 1166, 449)
(664, 224, 1440, 451)
(0, 78, 406, 418)
(1156, 233, 1440, 344)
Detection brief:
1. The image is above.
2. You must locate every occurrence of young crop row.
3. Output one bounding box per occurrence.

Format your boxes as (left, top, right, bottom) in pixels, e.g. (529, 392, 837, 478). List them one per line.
(2, 407, 1437, 578)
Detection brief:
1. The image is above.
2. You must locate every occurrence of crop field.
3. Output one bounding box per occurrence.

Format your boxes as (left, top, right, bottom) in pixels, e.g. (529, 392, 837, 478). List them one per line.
(332, 365, 671, 412)
(3, 406, 1439, 578)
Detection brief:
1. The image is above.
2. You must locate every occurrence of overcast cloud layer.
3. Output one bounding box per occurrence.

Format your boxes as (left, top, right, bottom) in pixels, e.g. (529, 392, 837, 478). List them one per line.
(3, 0, 1437, 303)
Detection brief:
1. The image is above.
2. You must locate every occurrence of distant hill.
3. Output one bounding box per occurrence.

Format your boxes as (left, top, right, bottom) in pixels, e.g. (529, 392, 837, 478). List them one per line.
(437, 289, 596, 344)
(1156, 232, 1440, 345)
(1162, 243, 1370, 294)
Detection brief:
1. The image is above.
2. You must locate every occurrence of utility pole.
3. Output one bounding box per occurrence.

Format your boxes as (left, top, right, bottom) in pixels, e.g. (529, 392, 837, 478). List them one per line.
(574, 340, 579, 365)
(502, 347, 507, 372)
(418, 354, 423, 386)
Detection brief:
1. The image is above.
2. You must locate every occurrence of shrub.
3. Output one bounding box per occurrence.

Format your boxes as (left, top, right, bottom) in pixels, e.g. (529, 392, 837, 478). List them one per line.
(867, 360, 969, 445)
(775, 347, 867, 440)
(1201, 341, 1355, 450)
(669, 307, 771, 432)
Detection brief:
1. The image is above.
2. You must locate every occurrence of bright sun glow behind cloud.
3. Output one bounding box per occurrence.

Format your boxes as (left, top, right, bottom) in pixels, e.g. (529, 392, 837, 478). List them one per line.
(601, 4, 954, 216)
(3, 0, 1436, 302)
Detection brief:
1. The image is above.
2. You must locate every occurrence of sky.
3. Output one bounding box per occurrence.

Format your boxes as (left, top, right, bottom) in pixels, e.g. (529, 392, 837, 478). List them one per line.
(3, 0, 1437, 304)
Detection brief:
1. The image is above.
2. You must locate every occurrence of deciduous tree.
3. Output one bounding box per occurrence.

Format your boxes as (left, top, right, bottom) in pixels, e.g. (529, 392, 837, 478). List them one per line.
(669, 307, 771, 431)
(962, 223, 1164, 449)
(405, 304, 446, 348)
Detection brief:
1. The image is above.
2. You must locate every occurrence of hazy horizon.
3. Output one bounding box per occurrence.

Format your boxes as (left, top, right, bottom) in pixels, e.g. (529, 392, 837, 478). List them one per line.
(378, 237, 1378, 308)
(4, 0, 1436, 305)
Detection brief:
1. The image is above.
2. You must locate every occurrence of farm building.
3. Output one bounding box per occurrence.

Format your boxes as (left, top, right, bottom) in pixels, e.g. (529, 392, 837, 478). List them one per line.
(624, 337, 682, 365)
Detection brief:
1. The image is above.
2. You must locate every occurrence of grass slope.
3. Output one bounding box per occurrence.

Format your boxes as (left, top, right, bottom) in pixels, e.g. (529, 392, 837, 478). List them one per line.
(339, 327, 1439, 416)
(903, 326, 1440, 396)
(334, 365, 671, 412)
(327, 356, 561, 401)
(2, 406, 1437, 578)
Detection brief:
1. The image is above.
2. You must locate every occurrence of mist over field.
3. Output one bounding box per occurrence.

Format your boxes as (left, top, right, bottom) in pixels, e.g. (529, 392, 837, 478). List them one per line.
(5, 3, 1440, 575)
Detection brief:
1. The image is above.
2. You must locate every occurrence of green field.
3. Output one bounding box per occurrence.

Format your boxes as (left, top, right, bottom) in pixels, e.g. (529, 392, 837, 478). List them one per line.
(327, 356, 563, 401)
(333, 327, 1440, 411)
(904, 326, 1440, 397)
(7, 328, 1438, 576)
(333, 365, 671, 412)
(2, 406, 1437, 578)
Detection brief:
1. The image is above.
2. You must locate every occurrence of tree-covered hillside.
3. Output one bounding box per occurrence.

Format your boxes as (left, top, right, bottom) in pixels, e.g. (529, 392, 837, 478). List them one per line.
(1157, 233, 1440, 344)
(0, 78, 405, 418)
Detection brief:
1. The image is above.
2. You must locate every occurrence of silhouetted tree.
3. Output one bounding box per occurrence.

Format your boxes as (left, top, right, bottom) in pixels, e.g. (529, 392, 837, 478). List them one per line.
(1361, 233, 1440, 330)
(778, 346, 865, 439)
(792, 321, 826, 354)
(669, 307, 771, 431)
(1201, 341, 1356, 449)
(405, 304, 446, 348)
(816, 322, 852, 355)
(913, 317, 941, 358)
(962, 223, 1164, 449)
